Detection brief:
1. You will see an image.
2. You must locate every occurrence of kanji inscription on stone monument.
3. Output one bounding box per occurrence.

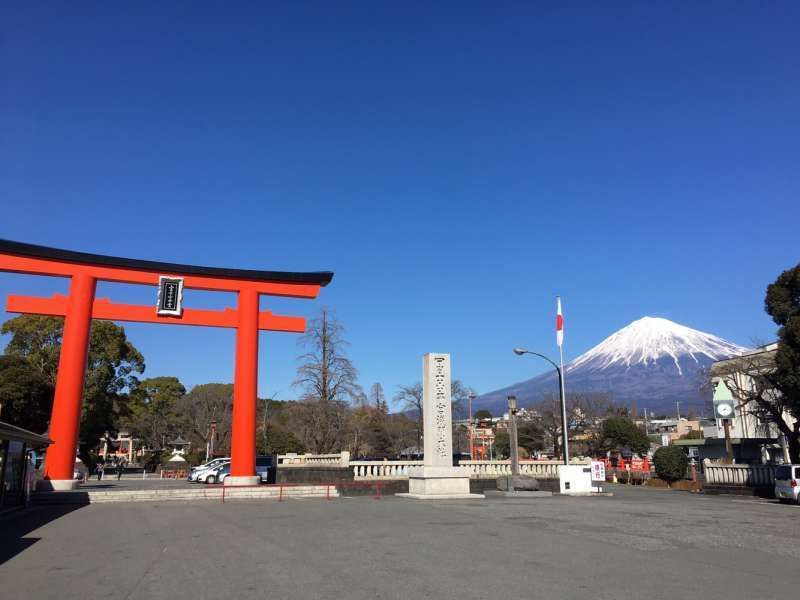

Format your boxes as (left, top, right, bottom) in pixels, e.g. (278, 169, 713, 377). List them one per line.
(423, 353, 453, 467)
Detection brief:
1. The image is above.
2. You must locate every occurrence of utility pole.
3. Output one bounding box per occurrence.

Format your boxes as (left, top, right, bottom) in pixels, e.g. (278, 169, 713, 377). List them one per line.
(209, 419, 217, 459)
(468, 394, 475, 461)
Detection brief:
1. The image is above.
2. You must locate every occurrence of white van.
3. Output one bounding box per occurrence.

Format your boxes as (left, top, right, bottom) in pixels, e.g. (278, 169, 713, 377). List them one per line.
(774, 464, 800, 504)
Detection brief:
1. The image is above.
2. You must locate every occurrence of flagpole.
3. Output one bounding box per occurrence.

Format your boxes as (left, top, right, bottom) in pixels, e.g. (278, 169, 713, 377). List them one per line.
(557, 296, 570, 465)
(558, 339, 569, 465)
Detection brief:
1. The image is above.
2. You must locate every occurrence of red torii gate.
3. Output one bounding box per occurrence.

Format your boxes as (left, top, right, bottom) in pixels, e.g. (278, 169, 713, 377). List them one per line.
(0, 240, 332, 490)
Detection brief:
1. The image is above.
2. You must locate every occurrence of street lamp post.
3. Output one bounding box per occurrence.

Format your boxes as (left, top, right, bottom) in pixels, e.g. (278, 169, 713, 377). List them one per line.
(508, 395, 520, 476)
(513, 348, 570, 465)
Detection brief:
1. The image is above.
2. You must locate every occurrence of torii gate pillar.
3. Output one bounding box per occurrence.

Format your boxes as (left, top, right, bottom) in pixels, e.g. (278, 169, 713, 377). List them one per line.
(228, 288, 260, 485)
(44, 274, 97, 489)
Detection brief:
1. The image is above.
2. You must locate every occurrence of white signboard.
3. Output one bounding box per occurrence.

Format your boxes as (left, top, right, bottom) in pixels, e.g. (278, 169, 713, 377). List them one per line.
(591, 460, 606, 482)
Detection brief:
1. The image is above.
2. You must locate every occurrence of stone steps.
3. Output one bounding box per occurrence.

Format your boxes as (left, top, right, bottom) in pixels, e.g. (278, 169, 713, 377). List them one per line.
(32, 485, 340, 504)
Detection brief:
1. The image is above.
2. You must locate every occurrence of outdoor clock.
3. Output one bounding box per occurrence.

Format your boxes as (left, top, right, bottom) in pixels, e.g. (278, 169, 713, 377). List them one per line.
(714, 400, 735, 420)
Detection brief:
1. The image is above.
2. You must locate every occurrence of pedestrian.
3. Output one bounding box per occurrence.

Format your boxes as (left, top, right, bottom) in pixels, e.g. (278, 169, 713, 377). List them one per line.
(96, 462, 104, 481)
(24, 453, 36, 505)
(117, 460, 125, 480)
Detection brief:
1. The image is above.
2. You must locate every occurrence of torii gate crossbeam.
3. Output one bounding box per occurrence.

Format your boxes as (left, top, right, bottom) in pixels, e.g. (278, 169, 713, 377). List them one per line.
(0, 240, 333, 490)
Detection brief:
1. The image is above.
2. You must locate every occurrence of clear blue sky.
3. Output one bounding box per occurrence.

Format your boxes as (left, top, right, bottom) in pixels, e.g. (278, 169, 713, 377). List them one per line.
(1, 3, 798, 407)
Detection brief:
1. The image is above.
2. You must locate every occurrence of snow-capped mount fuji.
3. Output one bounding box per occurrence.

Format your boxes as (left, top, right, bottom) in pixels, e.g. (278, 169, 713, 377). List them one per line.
(475, 317, 747, 415)
(567, 317, 746, 375)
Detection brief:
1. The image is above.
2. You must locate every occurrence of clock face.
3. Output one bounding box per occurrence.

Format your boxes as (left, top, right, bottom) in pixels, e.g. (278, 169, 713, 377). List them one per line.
(717, 403, 733, 417)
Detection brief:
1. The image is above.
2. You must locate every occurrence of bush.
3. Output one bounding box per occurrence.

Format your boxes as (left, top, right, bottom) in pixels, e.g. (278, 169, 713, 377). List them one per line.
(653, 446, 689, 485)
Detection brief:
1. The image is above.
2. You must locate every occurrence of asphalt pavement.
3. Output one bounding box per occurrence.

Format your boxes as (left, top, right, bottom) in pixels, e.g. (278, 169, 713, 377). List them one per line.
(2, 484, 798, 600)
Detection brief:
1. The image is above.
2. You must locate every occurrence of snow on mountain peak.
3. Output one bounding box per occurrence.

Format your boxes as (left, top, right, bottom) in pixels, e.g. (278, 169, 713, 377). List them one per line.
(567, 316, 747, 376)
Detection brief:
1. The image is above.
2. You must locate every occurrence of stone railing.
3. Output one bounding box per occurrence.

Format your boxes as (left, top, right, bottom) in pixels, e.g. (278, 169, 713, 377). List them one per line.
(278, 451, 350, 467)
(352, 460, 424, 479)
(461, 459, 591, 480)
(350, 458, 591, 480)
(703, 460, 776, 487)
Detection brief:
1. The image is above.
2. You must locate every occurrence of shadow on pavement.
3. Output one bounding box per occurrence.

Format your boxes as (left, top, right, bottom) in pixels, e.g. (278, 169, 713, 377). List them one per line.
(0, 502, 88, 566)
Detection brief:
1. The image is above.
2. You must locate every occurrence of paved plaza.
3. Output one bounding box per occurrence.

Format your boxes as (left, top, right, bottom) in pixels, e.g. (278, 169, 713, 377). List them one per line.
(2, 485, 798, 600)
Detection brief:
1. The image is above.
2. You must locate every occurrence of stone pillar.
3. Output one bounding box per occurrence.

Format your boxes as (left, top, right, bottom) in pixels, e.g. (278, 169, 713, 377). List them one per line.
(422, 353, 453, 467)
(398, 353, 482, 499)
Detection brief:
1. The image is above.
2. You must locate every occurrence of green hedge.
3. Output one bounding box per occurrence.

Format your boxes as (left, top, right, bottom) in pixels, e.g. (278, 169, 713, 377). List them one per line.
(652, 446, 688, 484)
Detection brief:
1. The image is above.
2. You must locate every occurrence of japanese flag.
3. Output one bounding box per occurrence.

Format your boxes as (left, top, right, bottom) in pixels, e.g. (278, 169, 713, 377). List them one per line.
(556, 297, 564, 347)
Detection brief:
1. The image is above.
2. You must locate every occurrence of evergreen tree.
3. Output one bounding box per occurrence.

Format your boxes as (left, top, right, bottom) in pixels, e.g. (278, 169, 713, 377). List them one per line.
(2, 315, 145, 456)
(0, 355, 53, 432)
(765, 263, 800, 460)
(596, 417, 650, 455)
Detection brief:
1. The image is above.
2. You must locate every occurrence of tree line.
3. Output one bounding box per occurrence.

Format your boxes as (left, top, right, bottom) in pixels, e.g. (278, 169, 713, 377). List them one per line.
(0, 308, 422, 465)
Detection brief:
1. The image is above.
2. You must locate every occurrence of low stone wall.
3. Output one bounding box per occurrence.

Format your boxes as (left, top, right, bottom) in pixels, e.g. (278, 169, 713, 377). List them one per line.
(33, 485, 338, 504)
(351, 459, 591, 481)
(277, 466, 354, 484)
(703, 461, 776, 487)
(701, 460, 776, 498)
(337, 478, 559, 496)
(278, 452, 350, 467)
(703, 484, 774, 498)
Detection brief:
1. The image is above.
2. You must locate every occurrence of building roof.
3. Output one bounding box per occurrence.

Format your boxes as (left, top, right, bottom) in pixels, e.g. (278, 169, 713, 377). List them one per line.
(711, 343, 777, 374)
(0, 239, 333, 287)
(0, 421, 52, 447)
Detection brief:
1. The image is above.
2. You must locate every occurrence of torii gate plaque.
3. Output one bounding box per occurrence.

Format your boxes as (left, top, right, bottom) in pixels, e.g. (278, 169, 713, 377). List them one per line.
(0, 240, 332, 490)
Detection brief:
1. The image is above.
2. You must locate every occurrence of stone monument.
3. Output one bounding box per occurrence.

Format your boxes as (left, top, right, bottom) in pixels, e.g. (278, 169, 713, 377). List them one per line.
(397, 353, 483, 500)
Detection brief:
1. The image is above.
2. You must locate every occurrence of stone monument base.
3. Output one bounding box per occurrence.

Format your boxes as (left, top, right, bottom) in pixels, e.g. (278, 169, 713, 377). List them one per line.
(36, 479, 79, 491)
(224, 475, 261, 486)
(396, 466, 484, 500)
(496, 474, 540, 492)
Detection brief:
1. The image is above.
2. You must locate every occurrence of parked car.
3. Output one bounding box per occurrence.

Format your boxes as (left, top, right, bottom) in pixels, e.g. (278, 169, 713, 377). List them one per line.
(206, 463, 230, 484)
(202, 455, 277, 485)
(774, 464, 800, 504)
(189, 458, 229, 483)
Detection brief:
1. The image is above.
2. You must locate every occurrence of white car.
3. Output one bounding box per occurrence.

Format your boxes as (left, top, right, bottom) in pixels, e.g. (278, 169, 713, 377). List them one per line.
(188, 458, 229, 483)
(204, 463, 230, 484)
(774, 464, 800, 504)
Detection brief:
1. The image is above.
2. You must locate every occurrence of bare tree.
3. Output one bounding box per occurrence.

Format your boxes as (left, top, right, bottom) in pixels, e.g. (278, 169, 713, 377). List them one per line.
(713, 346, 799, 461)
(450, 379, 476, 422)
(290, 308, 362, 453)
(395, 383, 423, 446)
(369, 382, 387, 413)
(287, 399, 351, 455)
(176, 383, 234, 455)
(293, 308, 361, 405)
(394, 380, 475, 450)
(534, 391, 613, 458)
(537, 394, 563, 458)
